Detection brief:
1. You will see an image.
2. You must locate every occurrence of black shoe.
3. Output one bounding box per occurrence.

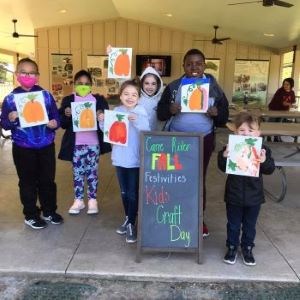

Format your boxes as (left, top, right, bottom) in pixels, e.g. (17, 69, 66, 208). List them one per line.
(42, 212, 64, 225)
(224, 245, 238, 264)
(242, 246, 256, 266)
(24, 217, 47, 229)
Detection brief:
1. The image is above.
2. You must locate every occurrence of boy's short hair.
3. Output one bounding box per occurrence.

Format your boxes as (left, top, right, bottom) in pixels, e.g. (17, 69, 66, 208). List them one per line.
(16, 57, 39, 73)
(183, 49, 206, 63)
(233, 111, 261, 130)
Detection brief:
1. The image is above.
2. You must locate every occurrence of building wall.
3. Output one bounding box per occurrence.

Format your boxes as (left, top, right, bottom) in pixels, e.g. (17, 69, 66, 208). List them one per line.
(35, 17, 280, 102)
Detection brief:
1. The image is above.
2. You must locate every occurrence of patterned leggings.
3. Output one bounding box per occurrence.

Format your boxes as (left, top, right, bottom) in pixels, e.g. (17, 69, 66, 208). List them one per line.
(73, 145, 100, 200)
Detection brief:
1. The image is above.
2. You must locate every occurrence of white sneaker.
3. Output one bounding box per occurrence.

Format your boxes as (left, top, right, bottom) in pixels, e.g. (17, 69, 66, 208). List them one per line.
(68, 199, 85, 215)
(87, 199, 99, 215)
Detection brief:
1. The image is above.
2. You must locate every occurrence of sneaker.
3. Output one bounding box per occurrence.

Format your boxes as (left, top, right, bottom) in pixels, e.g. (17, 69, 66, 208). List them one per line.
(224, 245, 238, 264)
(126, 223, 137, 243)
(203, 222, 210, 237)
(42, 212, 64, 225)
(68, 199, 85, 215)
(87, 199, 99, 215)
(242, 246, 256, 266)
(116, 216, 129, 235)
(24, 217, 47, 230)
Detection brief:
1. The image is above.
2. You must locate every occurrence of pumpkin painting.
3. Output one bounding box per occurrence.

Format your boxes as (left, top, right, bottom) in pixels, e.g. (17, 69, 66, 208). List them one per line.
(189, 87, 203, 110)
(23, 94, 45, 123)
(109, 114, 127, 144)
(80, 103, 95, 128)
(114, 50, 130, 76)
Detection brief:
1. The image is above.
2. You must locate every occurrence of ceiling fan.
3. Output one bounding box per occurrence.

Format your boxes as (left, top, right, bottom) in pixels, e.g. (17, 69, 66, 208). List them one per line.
(194, 25, 231, 45)
(11, 19, 38, 38)
(228, 0, 294, 8)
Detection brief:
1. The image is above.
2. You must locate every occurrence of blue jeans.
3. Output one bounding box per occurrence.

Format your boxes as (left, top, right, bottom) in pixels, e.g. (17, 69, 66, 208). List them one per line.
(116, 167, 139, 225)
(226, 203, 261, 248)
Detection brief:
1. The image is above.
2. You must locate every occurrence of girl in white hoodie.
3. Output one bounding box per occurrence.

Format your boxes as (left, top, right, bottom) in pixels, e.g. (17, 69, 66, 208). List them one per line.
(139, 67, 164, 131)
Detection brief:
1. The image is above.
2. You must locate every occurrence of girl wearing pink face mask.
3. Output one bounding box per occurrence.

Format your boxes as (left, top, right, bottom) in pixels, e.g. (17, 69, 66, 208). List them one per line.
(0, 57, 63, 229)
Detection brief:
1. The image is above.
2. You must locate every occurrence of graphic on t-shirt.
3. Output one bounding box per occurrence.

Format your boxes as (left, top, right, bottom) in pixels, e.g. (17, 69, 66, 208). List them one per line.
(71, 101, 97, 132)
(108, 47, 132, 79)
(226, 134, 262, 177)
(103, 109, 129, 146)
(181, 78, 210, 113)
(14, 91, 49, 128)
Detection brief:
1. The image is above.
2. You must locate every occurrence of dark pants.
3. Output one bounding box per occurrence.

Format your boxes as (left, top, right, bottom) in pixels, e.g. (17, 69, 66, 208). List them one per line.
(12, 143, 57, 219)
(203, 132, 215, 211)
(226, 203, 261, 248)
(116, 166, 139, 225)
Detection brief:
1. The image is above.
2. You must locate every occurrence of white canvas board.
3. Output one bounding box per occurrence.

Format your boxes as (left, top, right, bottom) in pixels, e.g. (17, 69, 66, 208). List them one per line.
(108, 47, 132, 79)
(226, 134, 263, 177)
(14, 91, 49, 128)
(71, 101, 97, 132)
(103, 109, 129, 146)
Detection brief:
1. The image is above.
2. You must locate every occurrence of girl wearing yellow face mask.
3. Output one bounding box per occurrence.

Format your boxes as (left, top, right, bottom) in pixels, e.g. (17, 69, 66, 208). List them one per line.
(58, 70, 111, 215)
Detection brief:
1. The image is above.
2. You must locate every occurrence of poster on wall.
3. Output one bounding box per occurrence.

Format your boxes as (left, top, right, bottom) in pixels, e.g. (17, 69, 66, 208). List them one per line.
(232, 60, 269, 107)
(51, 54, 73, 103)
(87, 55, 121, 105)
(205, 59, 220, 82)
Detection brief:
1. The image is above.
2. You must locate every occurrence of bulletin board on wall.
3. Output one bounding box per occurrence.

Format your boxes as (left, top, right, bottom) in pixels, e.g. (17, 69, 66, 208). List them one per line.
(87, 55, 121, 105)
(232, 59, 269, 107)
(51, 54, 74, 103)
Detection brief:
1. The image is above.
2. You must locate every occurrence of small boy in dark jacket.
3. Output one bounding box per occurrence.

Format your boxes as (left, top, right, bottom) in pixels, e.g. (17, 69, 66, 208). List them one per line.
(218, 111, 275, 266)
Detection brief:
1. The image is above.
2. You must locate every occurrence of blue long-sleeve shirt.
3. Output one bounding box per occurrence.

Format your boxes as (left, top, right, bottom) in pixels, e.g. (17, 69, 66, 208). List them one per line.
(0, 85, 60, 149)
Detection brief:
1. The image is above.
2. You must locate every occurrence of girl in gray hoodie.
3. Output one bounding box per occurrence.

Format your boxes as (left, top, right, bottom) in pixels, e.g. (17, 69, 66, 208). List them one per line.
(139, 67, 164, 131)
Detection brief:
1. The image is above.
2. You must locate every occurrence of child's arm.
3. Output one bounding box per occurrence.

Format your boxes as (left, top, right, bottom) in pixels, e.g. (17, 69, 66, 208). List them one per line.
(129, 111, 150, 131)
(59, 95, 73, 129)
(0, 95, 20, 130)
(46, 92, 60, 130)
(217, 145, 228, 172)
(260, 146, 275, 175)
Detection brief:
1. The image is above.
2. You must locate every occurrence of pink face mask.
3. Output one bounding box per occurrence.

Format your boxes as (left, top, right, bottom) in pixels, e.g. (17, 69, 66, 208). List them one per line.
(17, 75, 38, 89)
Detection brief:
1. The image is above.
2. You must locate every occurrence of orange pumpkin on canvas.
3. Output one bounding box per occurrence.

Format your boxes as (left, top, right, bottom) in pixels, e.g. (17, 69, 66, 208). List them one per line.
(189, 87, 203, 110)
(114, 50, 130, 76)
(23, 94, 45, 122)
(80, 108, 95, 128)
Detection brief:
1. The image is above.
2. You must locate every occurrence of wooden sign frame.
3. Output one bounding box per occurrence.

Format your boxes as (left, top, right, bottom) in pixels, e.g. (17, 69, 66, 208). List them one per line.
(136, 131, 203, 264)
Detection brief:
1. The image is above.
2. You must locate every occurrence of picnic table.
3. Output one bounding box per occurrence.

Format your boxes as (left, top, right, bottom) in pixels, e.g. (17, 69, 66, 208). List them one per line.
(264, 142, 300, 202)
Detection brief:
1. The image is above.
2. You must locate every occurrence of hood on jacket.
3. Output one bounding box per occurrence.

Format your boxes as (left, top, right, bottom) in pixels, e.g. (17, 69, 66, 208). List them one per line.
(140, 66, 164, 98)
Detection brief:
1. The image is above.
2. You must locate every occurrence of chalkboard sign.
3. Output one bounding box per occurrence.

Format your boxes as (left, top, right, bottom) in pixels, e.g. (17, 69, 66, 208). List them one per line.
(136, 132, 203, 263)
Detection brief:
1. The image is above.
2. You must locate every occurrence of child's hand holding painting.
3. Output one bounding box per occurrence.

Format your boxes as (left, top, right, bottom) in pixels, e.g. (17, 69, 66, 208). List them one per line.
(47, 119, 58, 129)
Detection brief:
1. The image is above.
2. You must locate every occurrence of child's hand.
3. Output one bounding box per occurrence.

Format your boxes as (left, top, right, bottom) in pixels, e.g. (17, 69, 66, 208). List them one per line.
(170, 103, 181, 114)
(260, 149, 266, 163)
(128, 113, 137, 121)
(8, 111, 18, 122)
(207, 106, 218, 117)
(47, 119, 58, 129)
(65, 107, 71, 117)
(223, 145, 229, 158)
(98, 112, 104, 122)
(106, 45, 112, 54)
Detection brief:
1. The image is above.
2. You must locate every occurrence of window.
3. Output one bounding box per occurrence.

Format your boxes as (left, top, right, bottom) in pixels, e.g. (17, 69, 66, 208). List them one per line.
(281, 50, 294, 83)
(0, 53, 14, 105)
